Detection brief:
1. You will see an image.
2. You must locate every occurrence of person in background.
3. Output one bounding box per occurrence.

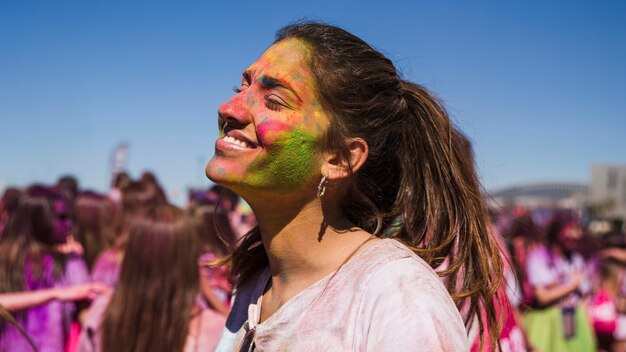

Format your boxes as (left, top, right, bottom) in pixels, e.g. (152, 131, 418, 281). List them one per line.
(57, 175, 80, 202)
(139, 171, 168, 205)
(74, 191, 119, 271)
(79, 205, 226, 352)
(91, 180, 159, 287)
(0, 187, 22, 237)
(108, 172, 131, 207)
(0, 283, 108, 312)
(504, 212, 544, 309)
(589, 230, 626, 352)
(0, 185, 90, 352)
(524, 212, 596, 351)
(191, 203, 236, 315)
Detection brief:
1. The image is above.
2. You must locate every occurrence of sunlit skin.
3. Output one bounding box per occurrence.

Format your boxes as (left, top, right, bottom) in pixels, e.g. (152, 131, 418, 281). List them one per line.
(205, 39, 376, 322)
(206, 39, 327, 200)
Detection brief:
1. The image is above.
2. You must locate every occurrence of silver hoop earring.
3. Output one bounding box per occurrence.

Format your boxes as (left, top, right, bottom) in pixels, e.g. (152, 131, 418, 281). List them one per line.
(317, 171, 329, 198)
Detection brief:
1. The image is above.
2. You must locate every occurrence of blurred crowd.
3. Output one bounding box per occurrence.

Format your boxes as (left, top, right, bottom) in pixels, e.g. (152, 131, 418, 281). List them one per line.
(0, 172, 255, 351)
(489, 205, 626, 352)
(1, 172, 626, 352)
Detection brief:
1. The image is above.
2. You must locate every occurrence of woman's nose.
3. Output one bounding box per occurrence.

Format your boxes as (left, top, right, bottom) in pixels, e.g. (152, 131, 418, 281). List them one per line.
(218, 93, 252, 128)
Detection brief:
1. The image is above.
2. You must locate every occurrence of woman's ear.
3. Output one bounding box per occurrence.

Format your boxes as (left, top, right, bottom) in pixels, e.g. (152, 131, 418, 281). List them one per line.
(321, 137, 369, 180)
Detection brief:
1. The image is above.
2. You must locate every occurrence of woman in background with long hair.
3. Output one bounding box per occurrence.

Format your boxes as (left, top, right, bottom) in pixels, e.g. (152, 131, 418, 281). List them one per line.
(192, 203, 236, 316)
(80, 205, 226, 352)
(0, 185, 89, 351)
(74, 191, 118, 271)
(90, 180, 160, 288)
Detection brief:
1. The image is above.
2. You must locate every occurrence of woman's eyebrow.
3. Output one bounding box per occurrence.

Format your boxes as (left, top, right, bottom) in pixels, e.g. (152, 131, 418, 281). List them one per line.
(242, 71, 252, 84)
(259, 75, 303, 104)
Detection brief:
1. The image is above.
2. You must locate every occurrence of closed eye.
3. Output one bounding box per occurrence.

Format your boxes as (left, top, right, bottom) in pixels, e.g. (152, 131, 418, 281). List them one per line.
(265, 94, 290, 111)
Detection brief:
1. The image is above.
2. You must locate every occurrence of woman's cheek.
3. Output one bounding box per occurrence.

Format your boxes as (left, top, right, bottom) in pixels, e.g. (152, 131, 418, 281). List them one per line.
(248, 128, 319, 193)
(257, 118, 293, 145)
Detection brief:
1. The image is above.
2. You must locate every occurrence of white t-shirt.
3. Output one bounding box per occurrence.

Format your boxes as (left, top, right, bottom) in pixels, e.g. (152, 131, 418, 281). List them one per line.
(526, 246, 590, 306)
(216, 238, 468, 351)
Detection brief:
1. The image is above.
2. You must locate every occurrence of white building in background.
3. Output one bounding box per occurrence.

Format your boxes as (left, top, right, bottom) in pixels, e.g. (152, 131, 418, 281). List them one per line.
(489, 182, 589, 212)
(488, 164, 626, 228)
(590, 165, 626, 220)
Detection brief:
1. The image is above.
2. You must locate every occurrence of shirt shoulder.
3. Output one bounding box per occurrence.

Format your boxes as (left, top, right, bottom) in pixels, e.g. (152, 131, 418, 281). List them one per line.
(354, 247, 468, 351)
(526, 246, 556, 287)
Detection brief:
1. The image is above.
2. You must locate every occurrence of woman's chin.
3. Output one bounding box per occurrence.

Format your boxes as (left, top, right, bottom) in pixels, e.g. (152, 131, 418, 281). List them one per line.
(205, 161, 244, 189)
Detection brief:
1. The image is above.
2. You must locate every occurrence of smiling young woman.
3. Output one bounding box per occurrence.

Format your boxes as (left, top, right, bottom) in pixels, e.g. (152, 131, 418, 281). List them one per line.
(207, 22, 503, 352)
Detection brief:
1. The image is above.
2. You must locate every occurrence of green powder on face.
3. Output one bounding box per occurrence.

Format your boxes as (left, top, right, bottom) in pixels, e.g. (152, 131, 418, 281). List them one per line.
(248, 129, 319, 193)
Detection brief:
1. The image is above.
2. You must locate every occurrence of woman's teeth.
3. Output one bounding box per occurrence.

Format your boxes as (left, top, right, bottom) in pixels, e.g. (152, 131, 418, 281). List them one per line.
(223, 135, 249, 148)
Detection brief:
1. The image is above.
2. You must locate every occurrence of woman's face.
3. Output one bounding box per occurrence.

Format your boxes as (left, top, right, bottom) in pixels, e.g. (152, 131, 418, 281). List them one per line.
(53, 200, 72, 243)
(557, 222, 582, 251)
(206, 39, 329, 196)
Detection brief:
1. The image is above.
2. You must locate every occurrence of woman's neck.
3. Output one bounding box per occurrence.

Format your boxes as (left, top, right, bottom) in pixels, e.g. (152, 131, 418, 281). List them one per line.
(249, 195, 373, 293)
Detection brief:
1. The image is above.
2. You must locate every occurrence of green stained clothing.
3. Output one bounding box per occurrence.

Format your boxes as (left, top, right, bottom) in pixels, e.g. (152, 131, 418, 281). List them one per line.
(524, 305, 596, 352)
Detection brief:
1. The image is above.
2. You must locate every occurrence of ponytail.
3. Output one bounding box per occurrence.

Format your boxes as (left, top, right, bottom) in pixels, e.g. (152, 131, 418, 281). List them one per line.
(394, 81, 504, 350)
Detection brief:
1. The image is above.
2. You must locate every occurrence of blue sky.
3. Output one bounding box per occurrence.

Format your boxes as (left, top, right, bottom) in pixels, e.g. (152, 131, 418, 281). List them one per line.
(1, 1, 625, 204)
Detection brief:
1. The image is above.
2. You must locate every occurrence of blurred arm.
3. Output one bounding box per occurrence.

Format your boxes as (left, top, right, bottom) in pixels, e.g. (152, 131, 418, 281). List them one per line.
(533, 272, 581, 306)
(0, 283, 108, 312)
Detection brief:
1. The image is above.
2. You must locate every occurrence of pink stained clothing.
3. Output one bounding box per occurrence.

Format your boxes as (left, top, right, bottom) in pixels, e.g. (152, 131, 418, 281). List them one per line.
(78, 291, 226, 352)
(216, 238, 468, 352)
(184, 309, 227, 352)
(0, 255, 90, 352)
(470, 288, 528, 352)
(90, 249, 121, 288)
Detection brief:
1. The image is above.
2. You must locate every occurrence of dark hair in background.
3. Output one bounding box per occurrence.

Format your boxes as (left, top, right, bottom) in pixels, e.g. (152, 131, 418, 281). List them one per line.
(504, 213, 542, 242)
(210, 185, 239, 212)
(101, 205, 200, 352)
(1, 188, 23, 220)
(139, 171, 168, 205)
(0, 185, 68, 294)
(119, 180, 161, 235)
(228, 22, 504, 349)
(74, 191, 118, 270)
(191, 204, 236, 257)
(56, 175, 79, 201)
(545, 210, 579, 251)
(112, 172, 131, 190)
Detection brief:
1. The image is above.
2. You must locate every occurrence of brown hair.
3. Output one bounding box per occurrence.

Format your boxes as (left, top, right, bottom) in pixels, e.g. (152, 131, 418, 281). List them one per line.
(1, 187, 22, 221)
(0, 185, 67, 294)
(191, 204, 235, 257)
(229, 22, 504, 350)
(101, 205, 200, 352)
(74, 191, 118, 270)
(113, 180, 161, 249)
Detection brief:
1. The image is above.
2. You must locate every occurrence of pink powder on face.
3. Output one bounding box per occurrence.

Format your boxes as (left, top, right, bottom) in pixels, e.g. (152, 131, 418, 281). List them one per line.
(256, 118, 293, 143)
(219, 97, 249, 122)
